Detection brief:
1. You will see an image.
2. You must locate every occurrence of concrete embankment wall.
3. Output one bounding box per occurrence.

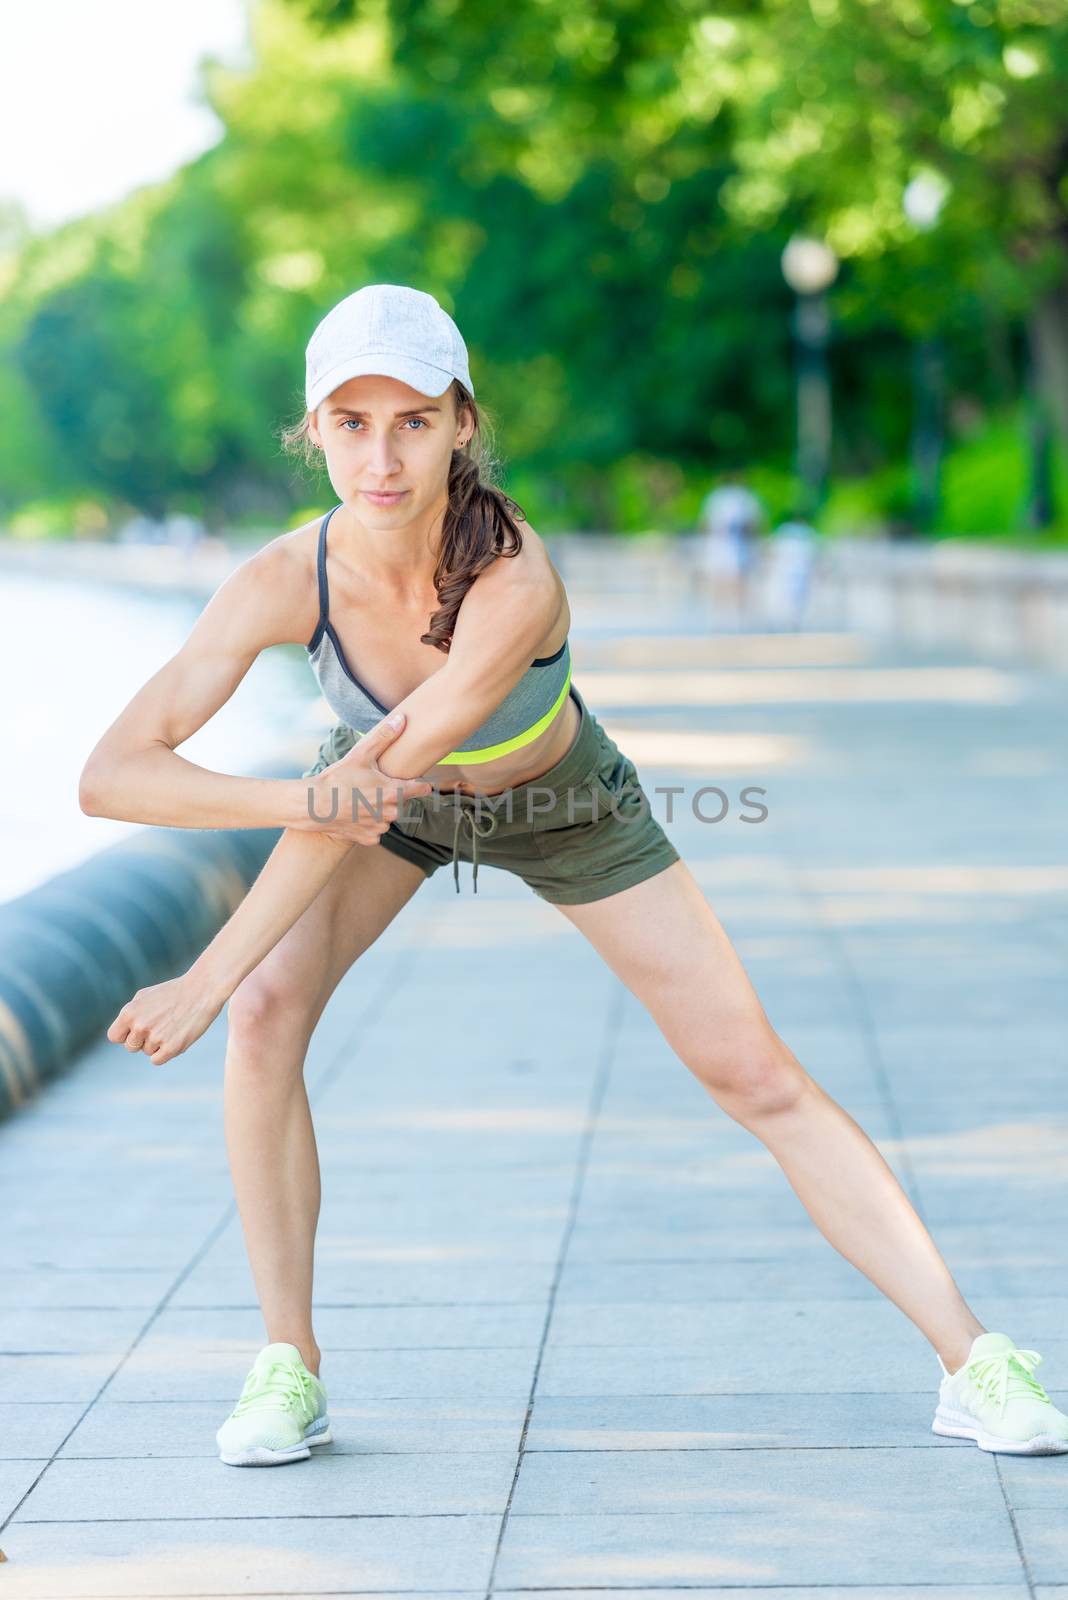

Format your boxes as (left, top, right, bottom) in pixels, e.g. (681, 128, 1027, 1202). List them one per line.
(548, 533, 1068, 670)
(0, 776, 288, 1121)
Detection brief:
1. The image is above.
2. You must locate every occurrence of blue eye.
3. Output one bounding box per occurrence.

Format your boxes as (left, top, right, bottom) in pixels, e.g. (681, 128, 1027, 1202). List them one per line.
(340, 418, 428, 431)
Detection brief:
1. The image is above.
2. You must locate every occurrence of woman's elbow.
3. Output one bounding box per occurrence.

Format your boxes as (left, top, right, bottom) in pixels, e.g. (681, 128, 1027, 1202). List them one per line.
(78, 759, 112, 816)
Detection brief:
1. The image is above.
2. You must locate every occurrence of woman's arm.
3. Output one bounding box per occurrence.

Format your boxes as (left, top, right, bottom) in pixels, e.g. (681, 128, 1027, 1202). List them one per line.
(78, 540, 346, 831)
(107, 712, 425, 1064)
(108, 828, 350, 1065)
(192, 828, 350, 1001)
(357, 536, 566, 778)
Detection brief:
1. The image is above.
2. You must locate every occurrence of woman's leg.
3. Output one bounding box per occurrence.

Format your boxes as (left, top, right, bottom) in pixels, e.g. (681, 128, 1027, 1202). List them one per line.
(223, 842, 428, 1376)
(555, 858, 985, 1374)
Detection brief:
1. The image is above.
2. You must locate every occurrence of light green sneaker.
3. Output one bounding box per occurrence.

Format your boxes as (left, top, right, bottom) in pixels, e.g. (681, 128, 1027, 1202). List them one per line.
(216, 1341, 331, 1467)
(932, 1330, 1068, 1455)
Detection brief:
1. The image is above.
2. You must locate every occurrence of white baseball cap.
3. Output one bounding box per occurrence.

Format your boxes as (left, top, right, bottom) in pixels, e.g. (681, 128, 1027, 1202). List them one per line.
(304, 283, 475, 412)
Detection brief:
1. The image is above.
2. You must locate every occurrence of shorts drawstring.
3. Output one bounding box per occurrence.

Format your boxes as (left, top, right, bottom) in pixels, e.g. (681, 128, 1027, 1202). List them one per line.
(451, 801, 499, 894)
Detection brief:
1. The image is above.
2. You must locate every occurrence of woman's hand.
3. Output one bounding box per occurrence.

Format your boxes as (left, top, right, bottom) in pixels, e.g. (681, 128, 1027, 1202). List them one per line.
(107, 972, 227, 1066)
(299, 711, 434, 846)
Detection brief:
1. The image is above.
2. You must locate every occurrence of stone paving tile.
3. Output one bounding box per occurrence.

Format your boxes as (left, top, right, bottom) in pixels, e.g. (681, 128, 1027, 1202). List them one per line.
(0, 1460, 49, 1522)
(874, 1026, 1066, 1070)
(535, 1345, 942, 1401)
(13, 1449, 517, 1522)
(0, 1308, 151, 1354)
(314, 1161, 581, 1199)
(0, 1354, 126, 1406)
(574, 1146, 896, 1208)
(2, 1235, 209, 1274)
(562, 1213, 867, 1260)
(0, 1269, 179, 1311)
(508, 1440, 1004, 1514)
(103, 1344, 541, 1404)
(497, 1589, 1030, 1599)
(539, 1299, 1068, 1387)
(1, 1200, 227, 1232)
(169, 1256, 557, 1308)
(58, 1398, 526, 1458)
(893, 1093, 1068, 1124)
(171, 1215, 564, 1277)
(0, 1404, 87, 1459)
(308, 1129, 589, 1170)
(1017, 1509, 1068, 1584)
(492, 1507, 1027, 1588)
(309, 1204, 571, 1246)
(311, 1077, 598, 1115)
(0, 1515, 499, 1596)
(553, 1248, 1019, 1303)
(997, 1454, 1068, 1512)
(523, 1390, 964, 1450)
(143, 1302, 547, 1350)
(293, 1226, 568, 1265)
(536, 1304, 947, 1398)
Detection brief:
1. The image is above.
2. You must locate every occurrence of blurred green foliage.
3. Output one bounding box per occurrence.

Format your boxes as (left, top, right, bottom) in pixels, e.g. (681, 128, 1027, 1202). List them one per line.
(2, 0, 1068, 540)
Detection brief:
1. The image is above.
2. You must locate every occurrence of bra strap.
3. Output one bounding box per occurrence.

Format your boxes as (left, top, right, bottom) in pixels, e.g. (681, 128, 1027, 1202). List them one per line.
(316, 503, 342, 624)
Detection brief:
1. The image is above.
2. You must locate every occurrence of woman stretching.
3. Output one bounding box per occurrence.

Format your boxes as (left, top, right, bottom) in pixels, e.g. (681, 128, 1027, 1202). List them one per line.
(85, 283, 1068, 1466)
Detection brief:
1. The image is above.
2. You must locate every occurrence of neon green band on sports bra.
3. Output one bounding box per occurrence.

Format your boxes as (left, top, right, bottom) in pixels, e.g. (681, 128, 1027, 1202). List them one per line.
(435, 660, 573, 765)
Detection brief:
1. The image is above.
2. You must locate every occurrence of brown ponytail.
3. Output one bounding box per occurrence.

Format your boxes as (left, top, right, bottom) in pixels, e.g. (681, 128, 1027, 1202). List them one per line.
(420, 379, 526, 654)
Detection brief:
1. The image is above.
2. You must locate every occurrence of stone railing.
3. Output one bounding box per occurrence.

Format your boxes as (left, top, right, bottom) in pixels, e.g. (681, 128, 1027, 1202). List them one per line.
(544, 532, 1068, 669)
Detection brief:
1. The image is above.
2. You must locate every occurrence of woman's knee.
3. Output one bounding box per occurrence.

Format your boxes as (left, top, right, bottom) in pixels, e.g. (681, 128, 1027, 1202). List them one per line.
(687, 1024, 807, 1117)
(226, 971, 318, 1060)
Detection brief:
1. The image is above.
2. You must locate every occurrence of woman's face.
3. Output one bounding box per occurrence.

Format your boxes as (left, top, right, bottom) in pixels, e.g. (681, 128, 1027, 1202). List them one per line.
(307, 373, 470, 526)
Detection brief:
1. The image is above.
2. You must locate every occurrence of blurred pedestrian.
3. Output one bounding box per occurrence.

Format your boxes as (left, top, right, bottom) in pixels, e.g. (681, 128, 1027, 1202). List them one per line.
(765, 510, 819, 631)
(696, 474, 764, 627)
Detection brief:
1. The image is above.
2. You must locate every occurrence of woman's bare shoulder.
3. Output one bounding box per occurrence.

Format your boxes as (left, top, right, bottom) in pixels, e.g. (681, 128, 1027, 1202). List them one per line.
(493, 516, 553, 582)
(217, 518, 321, 650)
(520, 521, 567, 606)
(482, 518, 570, 648)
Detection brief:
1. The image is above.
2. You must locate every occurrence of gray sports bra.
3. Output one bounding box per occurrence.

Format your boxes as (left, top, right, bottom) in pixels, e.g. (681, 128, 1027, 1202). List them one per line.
(306, 503, 573, 765)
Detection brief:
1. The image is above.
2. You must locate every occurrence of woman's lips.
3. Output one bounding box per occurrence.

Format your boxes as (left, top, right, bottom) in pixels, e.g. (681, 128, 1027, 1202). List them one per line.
(362, 489, 409, 504)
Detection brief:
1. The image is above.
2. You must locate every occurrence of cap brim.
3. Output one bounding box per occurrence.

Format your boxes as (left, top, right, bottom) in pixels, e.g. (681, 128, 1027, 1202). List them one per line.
(306, 353, 466, 411)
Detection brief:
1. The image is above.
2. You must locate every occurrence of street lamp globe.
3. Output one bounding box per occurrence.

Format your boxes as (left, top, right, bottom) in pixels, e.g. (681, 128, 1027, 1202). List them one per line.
(781, 236, 838, 296)
(903, 170, 949, 231)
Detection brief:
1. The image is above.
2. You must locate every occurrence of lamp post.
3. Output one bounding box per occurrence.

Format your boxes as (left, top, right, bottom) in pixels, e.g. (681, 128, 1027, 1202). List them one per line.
(781, 236, 838, 517)
(903, 172, 949, 532)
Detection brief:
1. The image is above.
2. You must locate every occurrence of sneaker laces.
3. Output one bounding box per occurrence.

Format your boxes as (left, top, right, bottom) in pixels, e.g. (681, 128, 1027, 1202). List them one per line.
(965, 1346, 1050, 1413)
(231, 1359, 315, 1419)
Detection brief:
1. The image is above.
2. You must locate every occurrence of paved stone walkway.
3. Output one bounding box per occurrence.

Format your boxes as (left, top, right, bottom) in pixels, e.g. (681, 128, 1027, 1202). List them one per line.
(1, 606, 1067, 1596)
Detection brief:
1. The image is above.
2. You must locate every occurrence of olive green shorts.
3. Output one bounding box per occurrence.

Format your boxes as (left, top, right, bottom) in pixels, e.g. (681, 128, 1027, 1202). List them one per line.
(301, 683, 681, 903)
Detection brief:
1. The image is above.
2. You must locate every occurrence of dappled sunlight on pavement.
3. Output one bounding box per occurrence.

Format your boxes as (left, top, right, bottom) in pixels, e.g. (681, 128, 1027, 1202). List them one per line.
(598, 726, 808, 770)
(580, 665, 1023, 705)
(578, 631, 875, 668)
(884, 1120, 1068, 1183)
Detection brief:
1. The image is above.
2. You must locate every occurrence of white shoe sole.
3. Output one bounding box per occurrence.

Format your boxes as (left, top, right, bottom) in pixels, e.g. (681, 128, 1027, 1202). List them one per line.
(218, 1418, 332, 1467)
(932, 1401, 1068, 1455)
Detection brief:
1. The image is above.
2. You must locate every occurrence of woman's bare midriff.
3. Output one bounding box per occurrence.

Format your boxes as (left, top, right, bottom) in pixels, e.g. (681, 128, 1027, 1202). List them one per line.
(427, 687, 582, 797)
